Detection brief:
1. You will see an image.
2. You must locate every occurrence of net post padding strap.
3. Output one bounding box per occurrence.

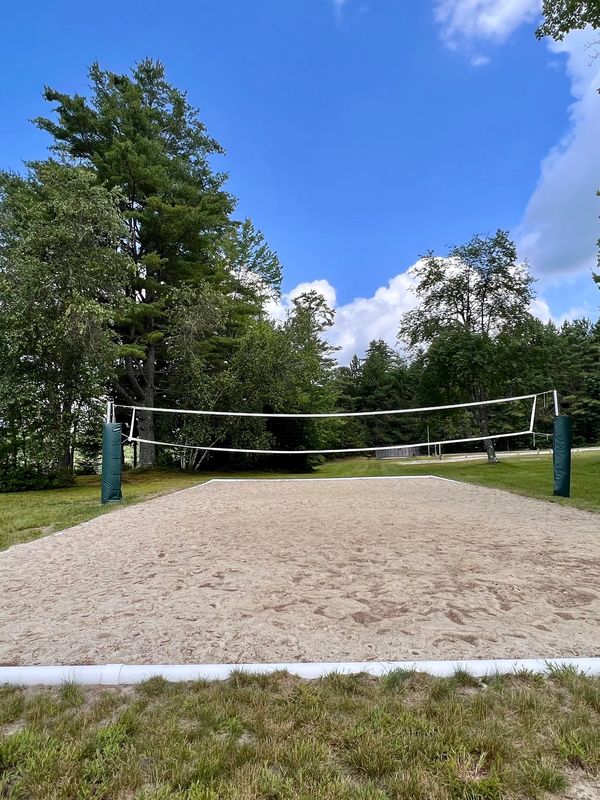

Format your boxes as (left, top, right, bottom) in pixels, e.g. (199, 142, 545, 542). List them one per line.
(129, 407, 136, 442)
(529, 394, 538, 433)
(117, 392, 552, 457)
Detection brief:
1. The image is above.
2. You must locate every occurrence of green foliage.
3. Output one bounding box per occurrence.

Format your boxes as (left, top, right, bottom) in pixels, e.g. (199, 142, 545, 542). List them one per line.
(34, 60, 234, 464)
(333, 340, 416, 449)
(398, 231, 538, 461)
(219, 218, 282, 312)
(536, 0, 600, 40)
(33, 60, 290, 469)
(0, 60, 300, 480)
(158, 290, 338, 470)
(0, 160, 131, 476)
(400, 231, 533, 345)
(554, 319, 600, 444)
(0, 466, 73, 493)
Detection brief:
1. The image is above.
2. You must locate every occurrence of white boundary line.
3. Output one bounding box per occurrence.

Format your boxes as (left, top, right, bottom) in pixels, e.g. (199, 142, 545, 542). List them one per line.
(2, 658, 600, 686)
(165, 475, 460, 497)
(198, 475, 450, 483)
(197, 475, 467, 488)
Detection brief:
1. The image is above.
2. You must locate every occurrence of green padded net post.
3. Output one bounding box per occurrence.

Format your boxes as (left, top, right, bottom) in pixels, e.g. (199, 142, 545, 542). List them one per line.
(101, 403, 122, 504)
(553, 415, 572, 498)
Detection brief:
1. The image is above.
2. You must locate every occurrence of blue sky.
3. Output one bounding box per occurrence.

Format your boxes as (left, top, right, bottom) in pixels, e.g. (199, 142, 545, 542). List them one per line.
(1, 0, 599, 359)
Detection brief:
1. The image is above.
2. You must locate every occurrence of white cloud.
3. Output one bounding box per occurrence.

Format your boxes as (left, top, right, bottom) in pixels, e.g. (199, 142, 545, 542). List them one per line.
(327, 270, 419, 360)
(531, 295, 594, 325)
(517, 30, 600, 277)
(332, 0, 348, 21)
(530, 296, 552, 321)
(266, 279, 338, 323)
(432, 3, 600, 281)
(269, 265, 420, 363)
(434, 0, 539, 50)
(269, 263, 585, 364)
(293, 278, 338, 308)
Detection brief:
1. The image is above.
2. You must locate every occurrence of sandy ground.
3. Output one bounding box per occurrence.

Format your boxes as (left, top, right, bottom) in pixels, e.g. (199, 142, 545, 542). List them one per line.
(1, 477, 599, 666)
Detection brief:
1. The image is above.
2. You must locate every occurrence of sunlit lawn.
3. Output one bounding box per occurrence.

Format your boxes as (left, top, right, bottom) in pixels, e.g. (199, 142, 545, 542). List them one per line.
(0, 451, 598, 552)
(1, 668, 599, 800)
(0, 470, 210, 552)
(318, 450, 600, 512)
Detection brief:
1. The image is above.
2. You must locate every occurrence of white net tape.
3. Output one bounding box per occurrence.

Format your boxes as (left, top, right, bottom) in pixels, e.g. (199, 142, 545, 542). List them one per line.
(115, 391, 556, 456)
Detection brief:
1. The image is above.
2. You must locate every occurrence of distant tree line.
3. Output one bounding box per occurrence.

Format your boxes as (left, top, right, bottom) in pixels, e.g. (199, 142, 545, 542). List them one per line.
(0, 58, 599, 489)
(335, 234, 600, 462)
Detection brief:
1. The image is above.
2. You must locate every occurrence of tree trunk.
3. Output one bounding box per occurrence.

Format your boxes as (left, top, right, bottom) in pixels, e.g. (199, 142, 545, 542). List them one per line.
(482, 437, 498, 463)
(131, 343, 157, 468)
(57, 446, 72, 472)
(10, 420, 18, 468)
(137, 406, 156, 468)
(57, 400, 74, 473)
(474, 404, 498, 463)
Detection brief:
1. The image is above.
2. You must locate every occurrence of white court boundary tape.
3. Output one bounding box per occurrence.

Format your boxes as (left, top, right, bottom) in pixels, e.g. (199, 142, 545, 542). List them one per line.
(1, 659, 600, 686)
(196, 475, 459, 484)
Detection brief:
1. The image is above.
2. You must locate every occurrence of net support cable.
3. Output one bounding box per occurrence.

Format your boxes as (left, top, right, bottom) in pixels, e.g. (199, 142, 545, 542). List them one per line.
(119, 391, 555, 457)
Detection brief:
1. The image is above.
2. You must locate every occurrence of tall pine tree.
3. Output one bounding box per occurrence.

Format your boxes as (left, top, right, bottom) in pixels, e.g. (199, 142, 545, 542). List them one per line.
(35, 60, 234, 465)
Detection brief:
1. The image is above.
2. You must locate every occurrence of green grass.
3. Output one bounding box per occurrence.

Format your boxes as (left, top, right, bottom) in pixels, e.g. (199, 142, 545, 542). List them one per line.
(0, 470, 209, 552)
(0, 451, 598, 552)
(0, 669, 599, 799)
(317, 450, 600, 512)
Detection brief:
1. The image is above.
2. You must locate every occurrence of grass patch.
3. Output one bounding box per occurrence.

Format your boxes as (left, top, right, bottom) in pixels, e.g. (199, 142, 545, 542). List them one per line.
(317, 450, 600, 513)
(0, 672, 599, 799)
(1, 451, 598, 551)
(0, 469, 217, 552)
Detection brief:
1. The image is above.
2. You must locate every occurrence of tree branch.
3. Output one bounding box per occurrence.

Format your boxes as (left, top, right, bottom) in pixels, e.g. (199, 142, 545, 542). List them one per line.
(124, 356, 146, 400)
(110, 377, 135, 404)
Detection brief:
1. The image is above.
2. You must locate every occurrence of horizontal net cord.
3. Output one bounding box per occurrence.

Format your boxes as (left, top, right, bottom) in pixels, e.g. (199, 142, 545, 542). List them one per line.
(115, 391, 549, 419)
(127, 429, 533, 456)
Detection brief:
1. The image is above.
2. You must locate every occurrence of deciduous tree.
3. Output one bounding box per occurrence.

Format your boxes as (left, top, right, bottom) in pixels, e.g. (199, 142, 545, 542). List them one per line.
(537, 1, 600, 40)
(399, 231, 535, 461)
(0, 161, 131, 475)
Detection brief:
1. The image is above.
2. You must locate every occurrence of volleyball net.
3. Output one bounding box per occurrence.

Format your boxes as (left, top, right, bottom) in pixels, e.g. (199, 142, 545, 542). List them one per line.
(112, 390, 559, 457)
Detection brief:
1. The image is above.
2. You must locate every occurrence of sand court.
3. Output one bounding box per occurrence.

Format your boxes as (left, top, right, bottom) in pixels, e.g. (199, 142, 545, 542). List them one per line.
(1, 476, 599, 666)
